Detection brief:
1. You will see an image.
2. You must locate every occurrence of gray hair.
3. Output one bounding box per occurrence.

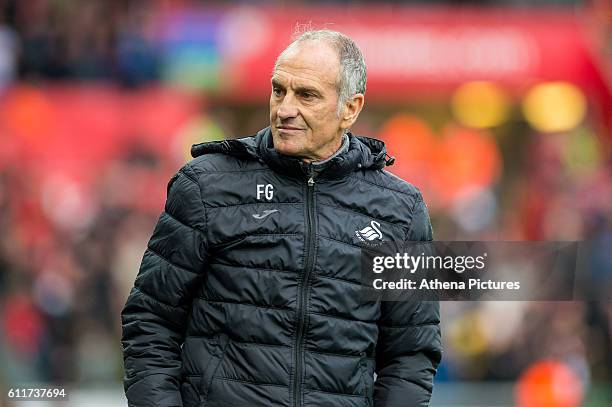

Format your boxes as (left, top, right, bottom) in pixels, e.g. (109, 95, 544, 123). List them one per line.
(273, 29, 367, 116)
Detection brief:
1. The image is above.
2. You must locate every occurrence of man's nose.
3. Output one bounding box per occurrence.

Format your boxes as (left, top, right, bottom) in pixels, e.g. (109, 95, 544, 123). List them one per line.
(277, 93, 299, 120)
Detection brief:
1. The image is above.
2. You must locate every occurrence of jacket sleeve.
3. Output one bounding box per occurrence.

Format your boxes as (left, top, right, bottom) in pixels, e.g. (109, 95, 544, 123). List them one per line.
(374, 197, 442, 407)
(121, 165, 208, 407)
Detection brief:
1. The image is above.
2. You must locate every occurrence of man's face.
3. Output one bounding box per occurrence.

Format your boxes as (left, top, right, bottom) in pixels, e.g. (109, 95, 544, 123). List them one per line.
(269, 41, 346, 162)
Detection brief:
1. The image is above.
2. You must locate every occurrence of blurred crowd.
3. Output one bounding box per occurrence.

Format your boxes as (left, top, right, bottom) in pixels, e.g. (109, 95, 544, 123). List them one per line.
(0, 0, 160, 88)
(0, 0, 611, 404)
(0, 0, 603, 89)
(0, 146, 173, 384)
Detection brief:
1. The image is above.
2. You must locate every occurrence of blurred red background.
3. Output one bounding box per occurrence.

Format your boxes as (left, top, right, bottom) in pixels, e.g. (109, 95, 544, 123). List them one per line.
(0, 1, 610, 406)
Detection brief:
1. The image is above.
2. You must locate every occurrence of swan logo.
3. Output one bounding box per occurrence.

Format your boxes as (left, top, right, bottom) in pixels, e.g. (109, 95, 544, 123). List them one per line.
(355, 221, 384, 242)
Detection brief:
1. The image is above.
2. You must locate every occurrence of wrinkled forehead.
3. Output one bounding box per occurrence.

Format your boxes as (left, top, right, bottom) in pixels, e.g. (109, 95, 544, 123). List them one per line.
(273, 40, 341, 87)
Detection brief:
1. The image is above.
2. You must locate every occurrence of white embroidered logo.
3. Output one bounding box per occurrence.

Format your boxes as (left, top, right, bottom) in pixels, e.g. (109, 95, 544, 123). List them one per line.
(252, 209, 279, 220)
(355, 221, 383, 241)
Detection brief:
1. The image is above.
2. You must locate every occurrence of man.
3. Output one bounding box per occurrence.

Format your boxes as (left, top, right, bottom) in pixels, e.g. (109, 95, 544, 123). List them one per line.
(121, 29, 441, 407)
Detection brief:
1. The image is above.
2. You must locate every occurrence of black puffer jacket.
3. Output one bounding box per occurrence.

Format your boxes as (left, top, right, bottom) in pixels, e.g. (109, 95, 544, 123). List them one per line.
(121, 127, 441, 407)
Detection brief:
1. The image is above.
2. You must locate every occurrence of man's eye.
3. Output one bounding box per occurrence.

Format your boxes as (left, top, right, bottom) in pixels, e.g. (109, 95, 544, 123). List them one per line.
(301, 92, 315, 100)
(272, 88, 283, 96)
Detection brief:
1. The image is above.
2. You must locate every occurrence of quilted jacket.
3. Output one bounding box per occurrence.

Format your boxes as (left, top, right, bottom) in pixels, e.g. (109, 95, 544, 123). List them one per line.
(121, 126, 442, 407)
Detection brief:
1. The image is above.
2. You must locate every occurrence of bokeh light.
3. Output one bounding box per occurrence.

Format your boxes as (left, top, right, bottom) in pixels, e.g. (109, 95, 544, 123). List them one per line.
(432, 125, 502, 206)
(522, 82, 587, 133)
(381, 116, 502, 208)
(1, 86, 55, 145)
(562, 127, 602, 176)
(451, 81, 511, 129)
(515, 360, 583, 407)
(379, 114, 436, 197)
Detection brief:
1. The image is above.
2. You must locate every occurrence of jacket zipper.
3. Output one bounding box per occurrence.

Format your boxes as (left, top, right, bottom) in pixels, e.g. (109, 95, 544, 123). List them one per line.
(293, 169, 316, 407)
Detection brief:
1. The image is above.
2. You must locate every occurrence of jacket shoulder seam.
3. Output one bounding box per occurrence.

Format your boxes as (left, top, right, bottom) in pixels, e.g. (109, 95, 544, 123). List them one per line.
(179, 166, 199, 184)
(180, 165, 209, 243)
(348, 173, 419, 198)
(405, 194, 425, 241)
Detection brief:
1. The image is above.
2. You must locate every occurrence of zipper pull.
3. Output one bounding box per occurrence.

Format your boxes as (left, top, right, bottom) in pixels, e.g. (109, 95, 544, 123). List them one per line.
(306, 164, 315, 186)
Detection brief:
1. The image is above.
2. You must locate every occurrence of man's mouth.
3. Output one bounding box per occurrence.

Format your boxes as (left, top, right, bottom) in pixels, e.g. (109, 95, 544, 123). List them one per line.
(277, 125, 305, 131)
(276, 126, 306, 135)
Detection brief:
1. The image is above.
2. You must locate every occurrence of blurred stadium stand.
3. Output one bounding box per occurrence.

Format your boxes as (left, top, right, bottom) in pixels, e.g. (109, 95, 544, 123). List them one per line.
(0, 0, 611, 406)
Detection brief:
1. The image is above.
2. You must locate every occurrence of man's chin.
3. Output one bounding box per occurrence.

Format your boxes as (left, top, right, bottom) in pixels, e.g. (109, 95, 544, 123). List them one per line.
(271, 136, 306, 158)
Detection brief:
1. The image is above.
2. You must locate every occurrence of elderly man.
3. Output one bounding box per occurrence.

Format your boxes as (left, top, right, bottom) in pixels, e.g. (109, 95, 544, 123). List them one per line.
(121, 30, 441, 407)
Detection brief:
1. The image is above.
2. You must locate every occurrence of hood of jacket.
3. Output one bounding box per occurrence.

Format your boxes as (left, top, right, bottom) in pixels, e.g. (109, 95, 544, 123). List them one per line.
(190, 126, 394, 180)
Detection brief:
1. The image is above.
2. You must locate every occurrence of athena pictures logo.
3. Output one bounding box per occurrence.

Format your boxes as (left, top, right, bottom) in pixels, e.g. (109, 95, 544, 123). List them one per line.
(355, 221, 384, 242)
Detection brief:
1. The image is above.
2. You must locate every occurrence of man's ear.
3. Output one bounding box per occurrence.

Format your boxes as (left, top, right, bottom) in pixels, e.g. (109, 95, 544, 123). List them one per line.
(340, 93, 365, 129)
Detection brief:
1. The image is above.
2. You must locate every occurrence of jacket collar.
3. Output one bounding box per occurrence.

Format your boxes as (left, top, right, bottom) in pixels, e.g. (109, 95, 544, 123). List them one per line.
(191, 126, 394, 181)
